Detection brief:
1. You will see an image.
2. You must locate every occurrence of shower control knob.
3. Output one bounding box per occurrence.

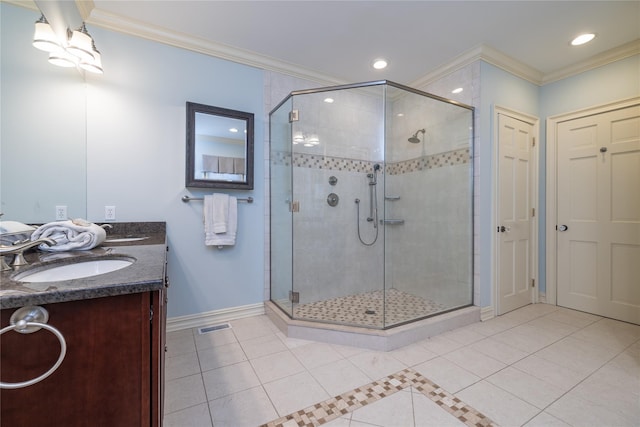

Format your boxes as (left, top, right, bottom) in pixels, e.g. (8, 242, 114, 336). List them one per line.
(327, 193, 339, 207)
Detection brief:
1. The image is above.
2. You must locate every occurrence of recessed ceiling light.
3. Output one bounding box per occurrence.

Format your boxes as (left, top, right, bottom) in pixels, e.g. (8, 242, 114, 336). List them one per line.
(372, 58, 388, 70)
(452, 87, 464, 94)
(324, 97, 334, 103)
(571, 33, 596, 46)
(229, 128, 238, 133)
(397, 113, 404, 117)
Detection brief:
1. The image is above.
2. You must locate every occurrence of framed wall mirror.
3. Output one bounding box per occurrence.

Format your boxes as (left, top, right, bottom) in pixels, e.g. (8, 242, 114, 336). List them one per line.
(186, 102, 254, 190)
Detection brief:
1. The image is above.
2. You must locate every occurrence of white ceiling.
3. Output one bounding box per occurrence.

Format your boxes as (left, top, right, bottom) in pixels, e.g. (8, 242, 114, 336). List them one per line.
(69, 1, 640, 85)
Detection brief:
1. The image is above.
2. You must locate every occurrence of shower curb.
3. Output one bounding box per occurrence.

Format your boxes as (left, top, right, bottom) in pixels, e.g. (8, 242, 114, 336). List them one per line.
(265, 301, 480, 351)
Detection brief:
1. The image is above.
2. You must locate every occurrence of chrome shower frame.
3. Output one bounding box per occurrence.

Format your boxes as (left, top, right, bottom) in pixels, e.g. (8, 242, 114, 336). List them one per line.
(269, 79, 476, 329)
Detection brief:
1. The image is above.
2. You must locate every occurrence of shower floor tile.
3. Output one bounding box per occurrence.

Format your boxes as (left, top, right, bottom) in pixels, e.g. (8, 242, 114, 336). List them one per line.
(292, 288, 447, 327)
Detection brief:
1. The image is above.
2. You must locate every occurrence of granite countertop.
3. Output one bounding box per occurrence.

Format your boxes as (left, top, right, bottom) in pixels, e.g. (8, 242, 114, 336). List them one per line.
(0, 222, 167, 310)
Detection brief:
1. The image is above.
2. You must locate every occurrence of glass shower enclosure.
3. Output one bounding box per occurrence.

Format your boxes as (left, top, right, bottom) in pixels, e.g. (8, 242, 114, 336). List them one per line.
(270, 81, 473, 329)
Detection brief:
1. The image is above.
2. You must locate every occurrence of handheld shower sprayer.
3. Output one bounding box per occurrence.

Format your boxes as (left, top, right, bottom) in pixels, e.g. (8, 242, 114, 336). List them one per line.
(408, 129, 426, 144)
(356, 163, 381, 246)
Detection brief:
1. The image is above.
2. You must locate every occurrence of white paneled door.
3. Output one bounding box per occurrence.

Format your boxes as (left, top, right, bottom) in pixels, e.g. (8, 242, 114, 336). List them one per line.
(497, 114, 535, 314)
(556, 105, 640, 325)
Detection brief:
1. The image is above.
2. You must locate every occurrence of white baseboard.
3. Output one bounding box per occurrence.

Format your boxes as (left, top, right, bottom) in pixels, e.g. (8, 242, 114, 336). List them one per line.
(167, 302, 265, 332)
(480, 305, 495, 321)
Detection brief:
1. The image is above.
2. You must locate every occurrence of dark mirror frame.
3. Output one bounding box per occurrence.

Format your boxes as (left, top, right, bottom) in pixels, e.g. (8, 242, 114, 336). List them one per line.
(185, 102, 254, 190)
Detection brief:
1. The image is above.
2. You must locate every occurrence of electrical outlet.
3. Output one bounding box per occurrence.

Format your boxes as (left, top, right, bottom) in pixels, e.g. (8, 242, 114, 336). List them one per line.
(55, 205, 67, 220)
(105, 206, 116, 221)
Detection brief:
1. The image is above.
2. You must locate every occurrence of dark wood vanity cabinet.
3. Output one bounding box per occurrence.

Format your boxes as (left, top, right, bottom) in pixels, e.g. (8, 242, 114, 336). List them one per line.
(0, 289, 166, 426)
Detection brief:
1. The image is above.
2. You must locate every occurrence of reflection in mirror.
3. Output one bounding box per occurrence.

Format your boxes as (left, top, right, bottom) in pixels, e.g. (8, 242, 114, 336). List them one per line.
(186, 102, 254, 190)
(1, 4, 87, 223)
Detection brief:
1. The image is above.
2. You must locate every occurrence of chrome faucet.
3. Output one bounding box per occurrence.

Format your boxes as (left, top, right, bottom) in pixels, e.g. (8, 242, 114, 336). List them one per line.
(0, 238, 56, 271)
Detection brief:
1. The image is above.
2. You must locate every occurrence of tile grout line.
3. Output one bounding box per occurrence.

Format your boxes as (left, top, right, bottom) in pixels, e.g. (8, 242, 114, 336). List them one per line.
(260, 368, 497, 427)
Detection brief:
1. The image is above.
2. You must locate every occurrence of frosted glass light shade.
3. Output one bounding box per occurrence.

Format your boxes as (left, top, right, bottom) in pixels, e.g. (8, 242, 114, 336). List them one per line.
(33, 16, 63, 53)
(80, 49, 103, 74)
(67, 25, 95, 62)
(48, 50, 78, 68)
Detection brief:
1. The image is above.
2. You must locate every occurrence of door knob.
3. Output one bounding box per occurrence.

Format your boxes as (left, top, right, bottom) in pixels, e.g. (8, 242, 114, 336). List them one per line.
(558, 225, 568, 231)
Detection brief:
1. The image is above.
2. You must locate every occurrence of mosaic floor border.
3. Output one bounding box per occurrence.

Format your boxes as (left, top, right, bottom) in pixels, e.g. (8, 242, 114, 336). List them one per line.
(261, 368, 496, 427)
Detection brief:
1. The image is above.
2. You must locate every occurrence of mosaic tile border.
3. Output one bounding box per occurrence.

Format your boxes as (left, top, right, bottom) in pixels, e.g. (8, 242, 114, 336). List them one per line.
(271, 148, 470, 175)
(261, 368, 496, 427)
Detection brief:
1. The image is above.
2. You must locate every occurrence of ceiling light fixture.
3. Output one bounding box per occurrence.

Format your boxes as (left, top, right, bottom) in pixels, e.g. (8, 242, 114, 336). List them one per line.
(48, 50, 78, 68)
(79, 39, 103, 74)
(67, 23, 95, 62)
(571, 33, 596, 46)
(229, 128, 239, 133)
(33, 15, 104, 74)
(452, 87, 464, 94)
(324, 97, 334, 103)
(32, 15, 64, 53)
(372, 59, 388, 70)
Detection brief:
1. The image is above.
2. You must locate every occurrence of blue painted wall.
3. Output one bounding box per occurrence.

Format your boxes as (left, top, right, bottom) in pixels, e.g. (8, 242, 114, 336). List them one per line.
(83, 26, 265, 317)
(477, 62, 540, 307)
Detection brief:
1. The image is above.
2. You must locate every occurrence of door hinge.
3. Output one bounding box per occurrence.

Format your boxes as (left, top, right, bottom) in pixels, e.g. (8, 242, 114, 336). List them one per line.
(289, 291, 300, 303)
(290, 200, 300, 212)
(532, 137, 536, 147)
(532, 208, 535, 217)
(289, 110, 299, 122)
(150, 306, 154, 321)
(531, 279, 535, 288)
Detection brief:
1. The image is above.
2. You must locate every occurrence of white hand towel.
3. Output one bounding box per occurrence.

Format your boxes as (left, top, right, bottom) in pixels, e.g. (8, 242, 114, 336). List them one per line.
(30, 219, 106, 251)
(204, 193, 230, 234)
(204, 196, 237, 247)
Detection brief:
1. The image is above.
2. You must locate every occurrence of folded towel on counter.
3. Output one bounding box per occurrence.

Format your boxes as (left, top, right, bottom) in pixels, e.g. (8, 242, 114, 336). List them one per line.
(204, 194, 237, 247)
(30, 219, 106, 251)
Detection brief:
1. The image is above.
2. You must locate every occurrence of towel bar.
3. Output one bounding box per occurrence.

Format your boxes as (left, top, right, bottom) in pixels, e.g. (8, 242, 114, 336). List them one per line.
(181, 195, 253, 203)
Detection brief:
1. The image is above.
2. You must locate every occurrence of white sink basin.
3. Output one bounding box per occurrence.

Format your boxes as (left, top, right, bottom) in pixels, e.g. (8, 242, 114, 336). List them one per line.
(16, 258, 134, 282)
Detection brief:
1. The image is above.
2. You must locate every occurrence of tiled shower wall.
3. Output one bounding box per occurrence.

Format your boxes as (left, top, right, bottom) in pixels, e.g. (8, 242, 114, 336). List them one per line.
(270, 146, 472, 307)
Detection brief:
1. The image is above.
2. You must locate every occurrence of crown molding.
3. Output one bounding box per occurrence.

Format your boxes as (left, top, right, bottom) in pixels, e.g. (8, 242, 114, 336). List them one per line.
(7, 1, 637, 89)
(540, 39, 640, 85)
(87, 8, 343, 87)
(2, 0, 37, 11)
(75, 0, 94, 21)
(410, 44, 545, 89)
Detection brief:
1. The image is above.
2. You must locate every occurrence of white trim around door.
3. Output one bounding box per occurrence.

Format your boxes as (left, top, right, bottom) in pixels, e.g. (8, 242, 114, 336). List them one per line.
(492, 105, 540, 317)
(546, 96, 640, 309)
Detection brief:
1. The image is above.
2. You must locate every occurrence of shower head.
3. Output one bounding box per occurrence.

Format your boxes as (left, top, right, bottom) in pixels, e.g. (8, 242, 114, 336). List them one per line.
(408, 129, 426, 144)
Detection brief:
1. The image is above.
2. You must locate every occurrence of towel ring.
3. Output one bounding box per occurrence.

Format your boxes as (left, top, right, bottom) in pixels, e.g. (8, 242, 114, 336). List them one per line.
(0, 316, 67, 389)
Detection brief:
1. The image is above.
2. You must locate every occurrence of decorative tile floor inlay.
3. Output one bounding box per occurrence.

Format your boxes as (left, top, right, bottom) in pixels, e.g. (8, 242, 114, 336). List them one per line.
(261, 368, 496, 427)
(293, 288, 448, 327)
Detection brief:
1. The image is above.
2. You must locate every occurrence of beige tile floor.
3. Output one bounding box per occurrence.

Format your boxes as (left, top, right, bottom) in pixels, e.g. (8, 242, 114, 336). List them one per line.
(163, 304, 640, 427)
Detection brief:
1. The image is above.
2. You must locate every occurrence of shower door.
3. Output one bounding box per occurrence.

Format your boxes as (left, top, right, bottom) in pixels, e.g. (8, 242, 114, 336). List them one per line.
(289, 85, 386, 328)
(269, 97, 294, 317)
